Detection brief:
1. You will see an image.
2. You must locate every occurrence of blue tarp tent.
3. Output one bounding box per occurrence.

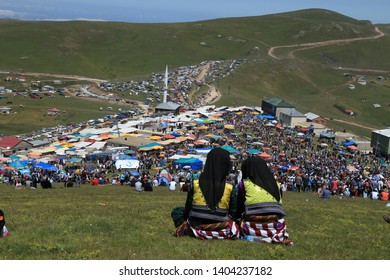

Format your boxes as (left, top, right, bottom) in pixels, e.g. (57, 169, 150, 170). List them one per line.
(174, 158, 203, 171)
(256, 115, 275, 120)
(118, 153, 135, 160)
(86, 152, 112, 160)
(246, 148, 261, 155)
(221, 145, 239, 154)
(130, 171, 140, 176)
(34, 162, 58, 171)
(157, 176, 169, 186)
(344, 141, 356, 146)
(170, 132, 181, 137)
(8, 161, 28, 169)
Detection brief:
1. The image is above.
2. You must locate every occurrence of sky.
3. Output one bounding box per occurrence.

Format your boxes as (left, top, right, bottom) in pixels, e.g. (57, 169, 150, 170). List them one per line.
(0, 0, 389, 24)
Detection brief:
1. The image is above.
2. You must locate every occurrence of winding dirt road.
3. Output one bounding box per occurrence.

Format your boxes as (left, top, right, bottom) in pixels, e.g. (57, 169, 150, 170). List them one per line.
(268, 27, 384, 59)
(190, 63, 221, 105)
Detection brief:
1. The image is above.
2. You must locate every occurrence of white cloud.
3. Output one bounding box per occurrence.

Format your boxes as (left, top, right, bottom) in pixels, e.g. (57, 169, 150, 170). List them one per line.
(0, 9, 24, 18)
(38, 18, 108, 22)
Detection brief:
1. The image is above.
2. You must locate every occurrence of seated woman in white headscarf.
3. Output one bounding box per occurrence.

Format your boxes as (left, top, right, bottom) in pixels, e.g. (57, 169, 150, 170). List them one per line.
(236, 156, 293, 245)
(171, 147, 239, 239)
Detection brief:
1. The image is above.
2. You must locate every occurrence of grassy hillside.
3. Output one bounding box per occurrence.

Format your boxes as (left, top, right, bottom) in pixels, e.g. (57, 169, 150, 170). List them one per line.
(0, 9, 378, 80)
(1, 184, 389, 260)
(0, 9, 389, 137)
(0, 95, 131, 135)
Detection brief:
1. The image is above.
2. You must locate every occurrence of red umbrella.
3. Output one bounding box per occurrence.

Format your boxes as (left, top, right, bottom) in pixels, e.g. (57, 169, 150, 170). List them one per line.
(259, 152, 272, 159)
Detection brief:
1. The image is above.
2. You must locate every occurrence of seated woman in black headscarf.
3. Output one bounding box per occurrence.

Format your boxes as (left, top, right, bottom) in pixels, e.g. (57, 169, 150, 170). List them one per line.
(237, 156, 293, 245)
(0, 209, 9, 237)
(171, 147, 239, 239)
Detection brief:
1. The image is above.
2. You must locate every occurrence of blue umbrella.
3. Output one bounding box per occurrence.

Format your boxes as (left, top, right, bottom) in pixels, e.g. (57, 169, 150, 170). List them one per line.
(246, 148, 261, 155)
(34, 162, 58, 171)
(20, 169, 31, 174)
(69, 157, 83, 163)
(9, 155, 21, 161)
(221, 145, 239, 154)
(130, 171, 140, 176)
(8, 161, 28, 169)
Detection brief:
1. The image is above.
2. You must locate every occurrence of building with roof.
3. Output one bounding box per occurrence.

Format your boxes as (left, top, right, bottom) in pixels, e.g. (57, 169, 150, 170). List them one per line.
(261, 97, 294, 119)
(371, 129, 390, 157)
(305, 112, 328, 126)
(154, 101, 181, 115)
(295, 121, 328, 135)
(30, 139, 52, 148)
(0, 136, 33, 153)
(279, 108, 306, 128)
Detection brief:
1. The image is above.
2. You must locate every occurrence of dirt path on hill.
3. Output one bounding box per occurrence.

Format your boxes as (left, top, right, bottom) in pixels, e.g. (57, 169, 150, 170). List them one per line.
(187, 63, 221, 105)
(268, 27, 384, 59)
(194, 64, 209, 82)
(324, 117, 377, 131)
(204, 85, 221, 104)
(332, 67, 390, 74)
(0, 70, 106, 84)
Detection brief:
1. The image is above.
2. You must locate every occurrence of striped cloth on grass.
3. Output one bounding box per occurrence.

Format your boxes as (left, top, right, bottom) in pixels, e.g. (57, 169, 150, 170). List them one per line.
(190, 220, 240, 240)
(240, 215, 293, 245)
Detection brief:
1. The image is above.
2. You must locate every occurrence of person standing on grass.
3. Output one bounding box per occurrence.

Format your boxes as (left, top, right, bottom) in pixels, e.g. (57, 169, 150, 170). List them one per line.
(171, 147, 239, 239)
(295, 173, 303, 192)
(236, 156, 293, 245)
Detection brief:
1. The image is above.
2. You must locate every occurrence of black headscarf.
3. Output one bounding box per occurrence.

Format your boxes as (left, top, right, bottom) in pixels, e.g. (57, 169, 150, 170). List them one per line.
(198, 147, 232, 210)
(241, 156, 281, 202)
(0, 209, 5, 235)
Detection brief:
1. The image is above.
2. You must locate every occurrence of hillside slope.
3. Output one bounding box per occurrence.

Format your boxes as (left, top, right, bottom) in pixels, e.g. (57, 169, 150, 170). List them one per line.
(0, 9, 379, 80)
(0, 9, 389, 137)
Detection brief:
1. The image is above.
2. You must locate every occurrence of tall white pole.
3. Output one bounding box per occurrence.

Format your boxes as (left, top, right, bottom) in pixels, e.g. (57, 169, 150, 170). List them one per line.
(163, 65, 168, 103)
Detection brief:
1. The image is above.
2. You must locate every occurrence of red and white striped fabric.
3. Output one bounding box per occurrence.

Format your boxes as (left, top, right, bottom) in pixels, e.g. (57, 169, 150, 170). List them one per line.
(190, 220, 240, 240)
(240, 217, 293, 245)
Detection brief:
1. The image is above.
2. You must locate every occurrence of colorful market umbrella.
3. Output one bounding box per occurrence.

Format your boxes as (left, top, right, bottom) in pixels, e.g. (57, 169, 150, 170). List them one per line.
(221, 145, 239, 154)
(8, 161, 28, 169)
(259, 152, 272, 159)
(224, 124, 235, 130)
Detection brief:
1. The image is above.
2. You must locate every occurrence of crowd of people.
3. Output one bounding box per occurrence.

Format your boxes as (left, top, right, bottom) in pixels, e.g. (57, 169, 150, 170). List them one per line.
(2, 107, 389, 195)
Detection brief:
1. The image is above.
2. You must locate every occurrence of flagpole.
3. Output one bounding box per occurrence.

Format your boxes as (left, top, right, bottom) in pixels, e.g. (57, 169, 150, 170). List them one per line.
(163, 65, 168, 103)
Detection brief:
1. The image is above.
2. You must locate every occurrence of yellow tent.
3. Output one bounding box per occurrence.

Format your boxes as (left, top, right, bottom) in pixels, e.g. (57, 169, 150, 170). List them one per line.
(224, 124, 235, 130)
(150, 135, 162, 140)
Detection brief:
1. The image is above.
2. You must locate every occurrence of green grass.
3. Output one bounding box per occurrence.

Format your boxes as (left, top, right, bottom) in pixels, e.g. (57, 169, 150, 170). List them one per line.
(0, 9, 379, 80)
(0, 95, 137, 135)
(1, 183, 389, 260)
